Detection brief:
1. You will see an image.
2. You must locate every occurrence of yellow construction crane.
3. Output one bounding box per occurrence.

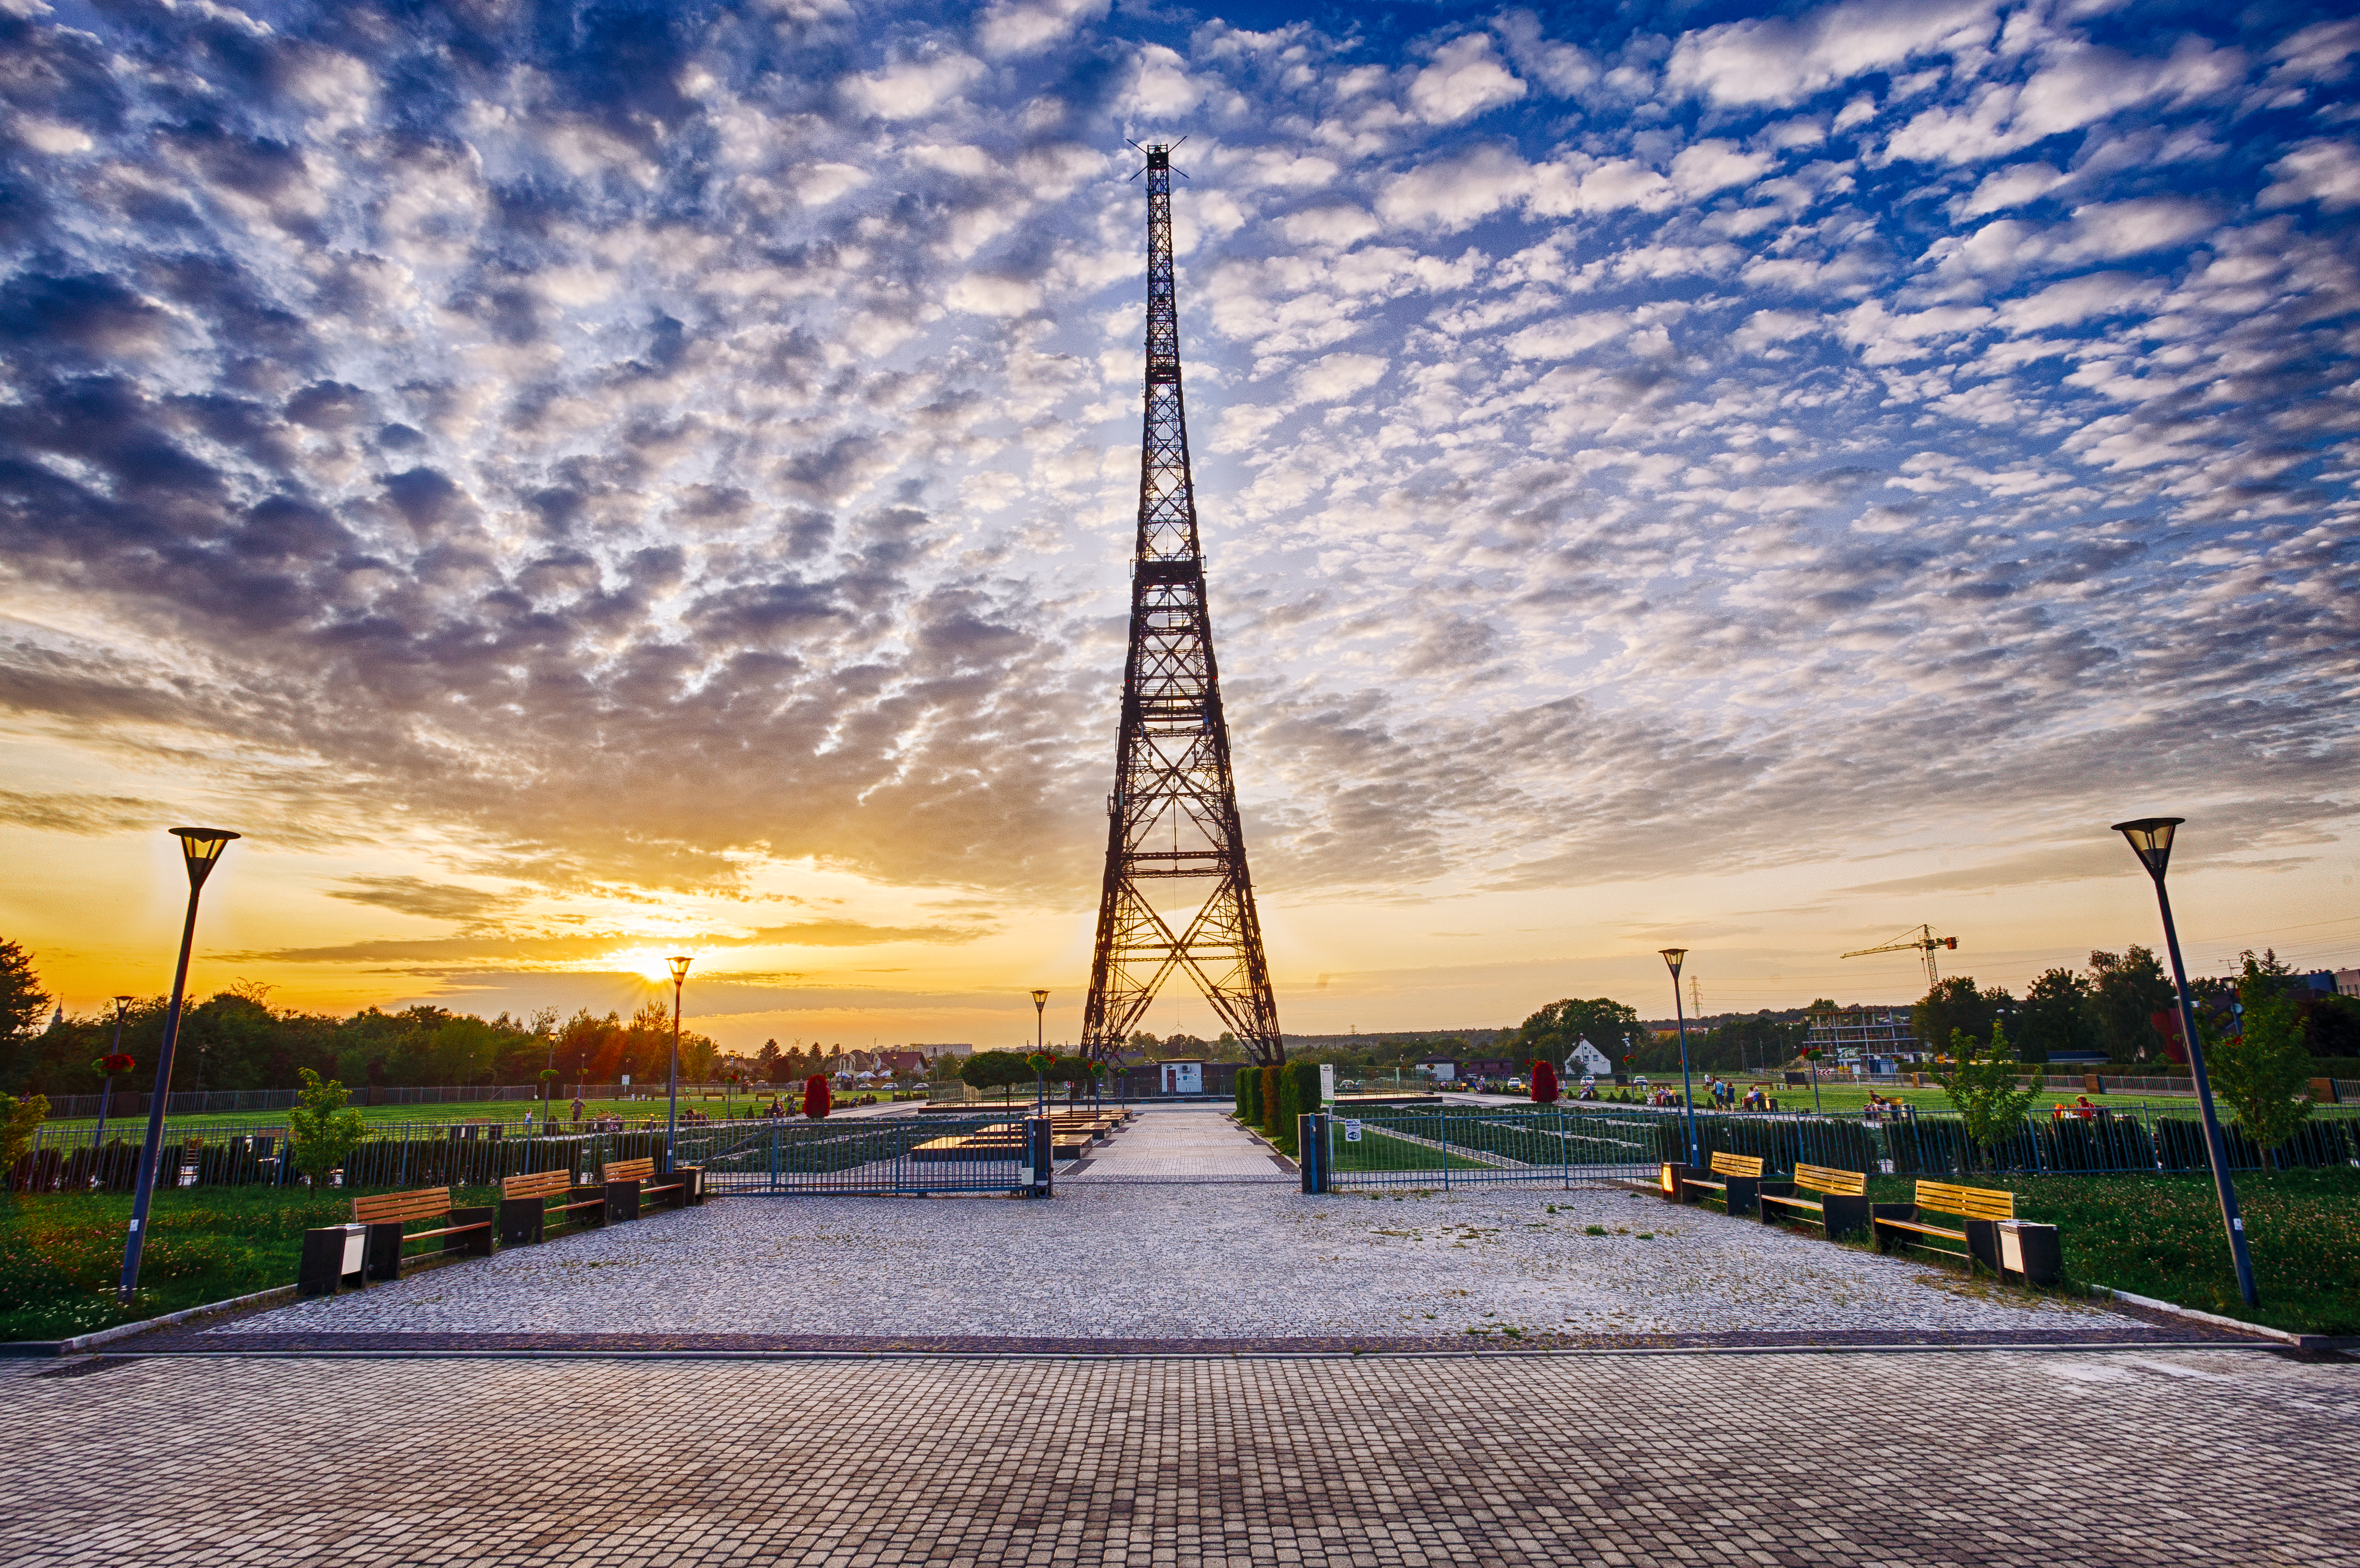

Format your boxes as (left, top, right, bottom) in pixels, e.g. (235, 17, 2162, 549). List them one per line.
(1840, 924, 1958, 988)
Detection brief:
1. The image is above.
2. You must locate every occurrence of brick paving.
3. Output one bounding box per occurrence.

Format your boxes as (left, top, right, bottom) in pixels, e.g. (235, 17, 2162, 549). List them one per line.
(7, 1348, 2356, 1565)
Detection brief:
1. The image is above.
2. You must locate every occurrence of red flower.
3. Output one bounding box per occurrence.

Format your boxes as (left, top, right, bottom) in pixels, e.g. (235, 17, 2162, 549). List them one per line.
(99, 1054, 135, 1075)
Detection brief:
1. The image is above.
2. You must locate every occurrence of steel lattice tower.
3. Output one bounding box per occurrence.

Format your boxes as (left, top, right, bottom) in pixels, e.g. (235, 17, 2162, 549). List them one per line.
(1080, 144, 1283, 1067)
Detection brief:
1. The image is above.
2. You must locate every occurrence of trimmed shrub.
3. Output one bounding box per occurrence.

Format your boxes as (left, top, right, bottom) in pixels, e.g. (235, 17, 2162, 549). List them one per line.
(802, 1074, 831, 1119)
(1236, 1068, 1259, 1125)
(1258, 1065, 1282, 1140)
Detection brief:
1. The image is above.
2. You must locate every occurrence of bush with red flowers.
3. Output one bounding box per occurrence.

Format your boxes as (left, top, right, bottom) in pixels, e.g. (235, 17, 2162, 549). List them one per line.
(93, 1054, 134, 1076)
(1530, 1059, 1559, 1104)
(801, 1073, 831, 1119)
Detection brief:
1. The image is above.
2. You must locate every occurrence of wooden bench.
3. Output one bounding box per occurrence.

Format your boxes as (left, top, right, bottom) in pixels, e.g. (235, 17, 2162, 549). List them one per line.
(1758, 1163, 1869, 1240)
(1678, 1150, 1764, 1216)
(498, 1167, 606, 1246)
(603, 1156, 693, 1222)
(354, 1186, 493, 1281)
(1872, 1179, 2012, 1272)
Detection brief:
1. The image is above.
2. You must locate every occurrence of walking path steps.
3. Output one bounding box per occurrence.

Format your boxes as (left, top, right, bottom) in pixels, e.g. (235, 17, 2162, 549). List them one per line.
(9, 1349, 2354, 1566)
(1063, 1104, 1295, 1182)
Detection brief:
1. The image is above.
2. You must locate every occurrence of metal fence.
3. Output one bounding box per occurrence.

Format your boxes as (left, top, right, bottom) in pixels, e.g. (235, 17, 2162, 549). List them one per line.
(675, 1115, 1032, 1195)
(1323, 1105, 1664, 1188)
(1313, 1102, 2360, 1189)
(35, 1080, 834, 1123)
(10, 1112, 1043, 1197)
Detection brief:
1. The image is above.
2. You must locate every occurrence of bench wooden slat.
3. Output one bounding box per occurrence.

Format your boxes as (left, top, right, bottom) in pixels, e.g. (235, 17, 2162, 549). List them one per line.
(502, 1169, 576, 1200)
(354, 1188, 452, 1225)
(1913, 1180, 2014, 1222)
(1707, 1151, 1764, 1179)
(605, 1158, 656, 1183)
(1793, 1163, 1865, 1197)
(1761, 1192, 1823, 1213)
(1881, 1219, 1968, 1241)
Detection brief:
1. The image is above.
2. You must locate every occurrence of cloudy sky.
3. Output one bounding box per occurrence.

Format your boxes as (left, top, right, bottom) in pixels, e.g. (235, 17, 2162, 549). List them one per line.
(3, 0, 2355, 1050)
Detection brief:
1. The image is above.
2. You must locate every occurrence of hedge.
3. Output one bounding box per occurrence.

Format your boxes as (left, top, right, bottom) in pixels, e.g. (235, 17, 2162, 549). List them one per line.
(1236, 1068, 1260, 1125)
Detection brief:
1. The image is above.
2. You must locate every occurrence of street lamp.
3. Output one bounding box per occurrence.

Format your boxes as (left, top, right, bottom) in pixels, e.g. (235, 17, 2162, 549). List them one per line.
(1031, 989, 1050, 1111)
(2113, 817, 2259, 1307)
(94, 995, 133, 1150)
(119, 827, 239, 1306)
(666, 954, 691, 1170)
(1660, 948, 1701, 1167)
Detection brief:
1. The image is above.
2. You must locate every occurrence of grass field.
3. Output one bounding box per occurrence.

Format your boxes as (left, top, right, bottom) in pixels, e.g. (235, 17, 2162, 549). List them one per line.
(0, 1184, 504, 1343)
(1852, 1168, 2360, 1337)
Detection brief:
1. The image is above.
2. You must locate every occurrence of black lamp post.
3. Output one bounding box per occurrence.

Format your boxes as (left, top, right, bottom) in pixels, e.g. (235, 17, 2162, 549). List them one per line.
(2113, 817, 2258, 1307)
(1660, 948, 1701, 1166)
(94, 995, 133, 1150)
(1032, 989, 1051, 1111)
(666, 954, 691, 1169)
(119, 827, 239, 1306)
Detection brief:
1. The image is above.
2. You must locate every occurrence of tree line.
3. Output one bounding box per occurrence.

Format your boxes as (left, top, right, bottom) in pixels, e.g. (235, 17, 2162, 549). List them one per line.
(0, 939, 723, 1099)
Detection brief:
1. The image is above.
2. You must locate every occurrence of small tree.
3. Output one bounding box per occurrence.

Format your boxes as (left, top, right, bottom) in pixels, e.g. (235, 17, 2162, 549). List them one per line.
(3, 1092, 48, 1192)
(961, 1050, 1032, 1105)
(1530, 1059, 1559, 1104)
(286, 1069, 367, 1188)
(802, 1073, 831, 1119)
(2208, 951, 2313, 1164)
(1935, 1023, 2040, 1172)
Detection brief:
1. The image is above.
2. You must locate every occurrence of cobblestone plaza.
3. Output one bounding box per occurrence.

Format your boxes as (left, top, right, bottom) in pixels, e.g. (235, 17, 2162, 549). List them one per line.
(8, 1109, 2355, 1565)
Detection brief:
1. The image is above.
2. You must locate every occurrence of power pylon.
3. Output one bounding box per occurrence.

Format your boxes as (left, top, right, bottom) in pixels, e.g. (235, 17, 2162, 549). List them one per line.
(1080, 143, 1283, 1067)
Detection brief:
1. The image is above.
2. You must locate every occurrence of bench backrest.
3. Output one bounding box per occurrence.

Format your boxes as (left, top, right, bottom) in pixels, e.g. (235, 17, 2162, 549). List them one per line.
(1915, 1180, 2014, 1222)
(503, 1168, 575, 1200)
(354, 1187, 452, 1225)
(605, 1157, 656, 1183)
(1793, 1163, 1866, 1197)
(1708, 1150, 1764, 1179)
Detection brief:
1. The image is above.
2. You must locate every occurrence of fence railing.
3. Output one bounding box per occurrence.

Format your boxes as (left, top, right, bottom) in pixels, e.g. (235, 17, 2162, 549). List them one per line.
(34, 1079, 868, 1122)
(1313, 1102, 2360, 1188)
(10, 1111, 1042, 1197)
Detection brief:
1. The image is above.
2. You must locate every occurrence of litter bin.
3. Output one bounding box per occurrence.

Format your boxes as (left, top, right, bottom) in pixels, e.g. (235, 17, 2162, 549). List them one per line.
(299, 1223, 370, 1296)
(1998, 1220, 2061, 1286)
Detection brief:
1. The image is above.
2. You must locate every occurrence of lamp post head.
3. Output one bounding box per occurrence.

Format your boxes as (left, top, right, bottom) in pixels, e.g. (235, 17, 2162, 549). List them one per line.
(1659, 947, 1686, 979)
(1031, 988, 1050, 1009)
(171, 827, 240, 891)
(2111, 817, 2182, 881)
(112, 995, 132, 1018)
(667, 954, 692, 985)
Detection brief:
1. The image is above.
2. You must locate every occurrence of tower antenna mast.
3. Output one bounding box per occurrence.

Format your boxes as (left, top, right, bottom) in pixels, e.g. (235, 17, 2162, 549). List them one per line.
(1080, 143, 1283, 1066)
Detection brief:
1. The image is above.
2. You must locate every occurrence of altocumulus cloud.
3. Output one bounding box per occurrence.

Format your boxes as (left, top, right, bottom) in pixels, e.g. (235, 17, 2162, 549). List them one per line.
(0, 0, 2355, 936)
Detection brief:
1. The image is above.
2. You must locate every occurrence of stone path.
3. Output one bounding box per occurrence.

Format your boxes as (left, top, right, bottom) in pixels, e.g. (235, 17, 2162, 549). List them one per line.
(8, 1348, 2353, 1565)
(187, 1178, 2179, 1345)
(1065, 1106, 1295, 1182)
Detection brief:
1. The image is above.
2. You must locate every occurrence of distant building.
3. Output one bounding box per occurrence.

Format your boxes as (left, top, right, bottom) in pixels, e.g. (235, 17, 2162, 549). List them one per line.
(1568, 1039, 1614, 1078)
(1417, 1056, 1459, 1082)
(915, 1043, 975, 1058)
(2337, 969, 2360, 998)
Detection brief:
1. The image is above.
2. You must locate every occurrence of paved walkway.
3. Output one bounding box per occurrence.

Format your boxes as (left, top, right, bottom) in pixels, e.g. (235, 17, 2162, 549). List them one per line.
(1065, 1106, 1295, 1182)
(186, 1177, 2182, 1346)
(8, 1348, 2353, 1565)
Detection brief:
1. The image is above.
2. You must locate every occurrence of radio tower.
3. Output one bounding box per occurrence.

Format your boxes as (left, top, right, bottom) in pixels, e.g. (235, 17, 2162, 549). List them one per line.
(1080, 143, 1283, 1067)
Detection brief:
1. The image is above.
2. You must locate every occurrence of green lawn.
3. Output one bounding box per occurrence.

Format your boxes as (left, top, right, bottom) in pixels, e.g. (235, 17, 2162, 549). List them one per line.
(0, 1184, 504, 1343)
(1856, 1168, 2360, 1337)
(1327, 1125, 1492, 1172)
